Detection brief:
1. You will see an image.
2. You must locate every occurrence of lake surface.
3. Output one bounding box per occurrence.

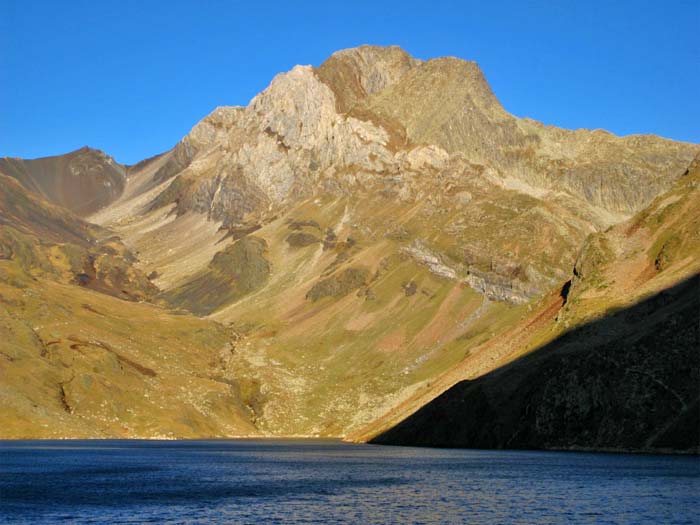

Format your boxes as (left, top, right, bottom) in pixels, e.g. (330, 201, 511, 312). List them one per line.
(0, 440, 698, 524)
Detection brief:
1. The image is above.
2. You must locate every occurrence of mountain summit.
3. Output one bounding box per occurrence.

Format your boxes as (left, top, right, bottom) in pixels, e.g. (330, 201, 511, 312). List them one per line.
(0, 147, 126, 215)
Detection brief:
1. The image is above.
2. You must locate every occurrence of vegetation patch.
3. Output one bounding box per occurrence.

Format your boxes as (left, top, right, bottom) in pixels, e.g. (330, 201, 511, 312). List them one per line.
(162, 236, 271, 315)
(286, 232, 320, 248)
(572, 233, 613, 288)
(402, 280, 418, 296)
(653, 234, 681, 271)
(306, 267, 370, 301)
(288, 220, 321, 231)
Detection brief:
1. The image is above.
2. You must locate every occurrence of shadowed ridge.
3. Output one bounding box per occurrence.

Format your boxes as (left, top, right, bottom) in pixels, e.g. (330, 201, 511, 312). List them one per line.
(371, 274, 700, 453)
(361, 152, 700, 451)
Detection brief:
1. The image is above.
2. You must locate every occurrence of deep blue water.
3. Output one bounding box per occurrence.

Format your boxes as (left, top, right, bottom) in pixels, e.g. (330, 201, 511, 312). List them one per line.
(0, 440, 698, 524)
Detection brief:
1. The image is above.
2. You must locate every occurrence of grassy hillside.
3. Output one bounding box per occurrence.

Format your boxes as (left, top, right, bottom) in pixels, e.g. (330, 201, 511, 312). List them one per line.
(0, 174, 257, 438)
(363, 155, 700, 451)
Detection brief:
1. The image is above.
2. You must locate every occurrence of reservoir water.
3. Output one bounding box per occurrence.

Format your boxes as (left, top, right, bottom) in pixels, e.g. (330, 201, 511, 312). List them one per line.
(0, 440, 697, 524)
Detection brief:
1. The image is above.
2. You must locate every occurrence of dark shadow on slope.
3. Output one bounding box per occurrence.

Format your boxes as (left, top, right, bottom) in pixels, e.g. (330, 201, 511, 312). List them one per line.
(372, 274, 700, 454)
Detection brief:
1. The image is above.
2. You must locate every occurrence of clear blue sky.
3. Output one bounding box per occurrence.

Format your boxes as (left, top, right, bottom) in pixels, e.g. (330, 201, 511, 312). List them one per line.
(1, 0, 698, 164)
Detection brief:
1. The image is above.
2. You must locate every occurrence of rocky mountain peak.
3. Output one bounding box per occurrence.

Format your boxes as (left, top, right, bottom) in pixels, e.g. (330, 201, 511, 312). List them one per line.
(249, 64, 339, 148)
(138, 45, 696, 237)
(316, 45, 420, 112)
(0, 146, 126, 215)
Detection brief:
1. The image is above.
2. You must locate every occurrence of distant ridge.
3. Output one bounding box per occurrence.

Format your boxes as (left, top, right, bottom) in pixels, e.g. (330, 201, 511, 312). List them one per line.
(0, 147, 126, 216)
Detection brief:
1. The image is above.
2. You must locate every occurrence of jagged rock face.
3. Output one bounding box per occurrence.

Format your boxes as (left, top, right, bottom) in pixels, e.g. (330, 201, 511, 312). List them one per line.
(316, 45, 421, 112)
(364, 58, 695, 214)
(250, 65, 396, 178)
(402, 241, 540, 304)
(130, 45, 696, 303)
(0, 147, 126, 216)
